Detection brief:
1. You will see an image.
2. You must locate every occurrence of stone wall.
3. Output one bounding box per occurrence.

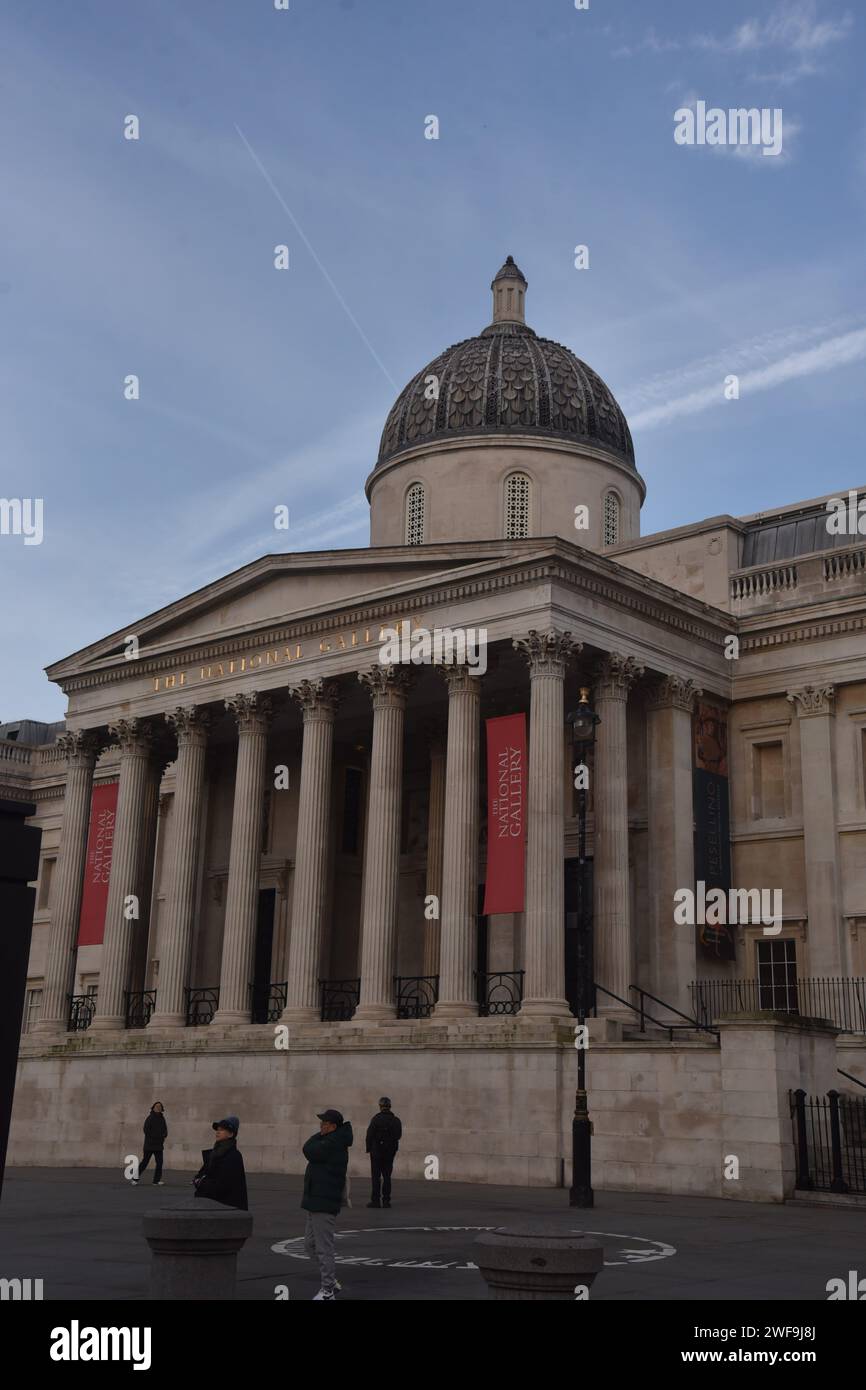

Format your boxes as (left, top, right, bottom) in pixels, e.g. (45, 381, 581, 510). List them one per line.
(9, 1016, 848, 1201)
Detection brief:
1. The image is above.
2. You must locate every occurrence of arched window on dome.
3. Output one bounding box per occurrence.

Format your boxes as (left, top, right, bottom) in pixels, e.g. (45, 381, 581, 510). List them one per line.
(504, 472, 531, 539)
(405, 482, 426, 546)
(602, 491, 620, 547)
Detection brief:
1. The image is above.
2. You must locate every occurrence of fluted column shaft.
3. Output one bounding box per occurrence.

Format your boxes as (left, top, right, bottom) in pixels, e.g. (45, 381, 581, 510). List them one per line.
(283, 681, 340, 1020)
(787, 686, 844, 974)
(434, 669, 481, 1017)
(91, 721, 155, 1030)
(214, 693, 273, 1025)
(514, 631, 580, 1017)
(149, 707, 210, 1027)
(422, 736, 446, 978)
(647, 676, 700, 1014)
(594, 654, 643, 1009)
(355, 667, 410, 1020)
(34, 731, 100, 1033)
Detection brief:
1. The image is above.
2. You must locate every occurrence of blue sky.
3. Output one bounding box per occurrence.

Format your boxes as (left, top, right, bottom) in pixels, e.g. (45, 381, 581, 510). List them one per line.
(2, 0, 864, 721)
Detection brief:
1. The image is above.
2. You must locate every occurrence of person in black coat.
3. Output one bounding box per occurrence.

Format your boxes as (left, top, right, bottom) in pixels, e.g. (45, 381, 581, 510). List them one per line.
(193, 1116, 248, 1210)
(133, 1102, 167, 1185)
(365, 1097, 402, 1208)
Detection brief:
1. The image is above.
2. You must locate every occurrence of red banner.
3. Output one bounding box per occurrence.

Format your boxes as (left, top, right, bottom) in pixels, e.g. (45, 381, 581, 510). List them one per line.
(77, 782, 118, 946)
(483, 714, 526, 915)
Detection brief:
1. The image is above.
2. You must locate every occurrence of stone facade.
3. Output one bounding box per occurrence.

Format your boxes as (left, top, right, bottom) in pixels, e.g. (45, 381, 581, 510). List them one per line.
(5, 259, 866, 1197)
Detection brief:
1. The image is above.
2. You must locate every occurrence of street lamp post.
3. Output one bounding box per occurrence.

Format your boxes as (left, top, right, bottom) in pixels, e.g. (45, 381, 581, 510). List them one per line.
(566, 687, 600, 1209)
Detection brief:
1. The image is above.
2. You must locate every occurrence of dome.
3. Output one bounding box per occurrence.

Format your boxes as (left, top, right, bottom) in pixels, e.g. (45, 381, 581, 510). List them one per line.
(376, 256, 635, 470)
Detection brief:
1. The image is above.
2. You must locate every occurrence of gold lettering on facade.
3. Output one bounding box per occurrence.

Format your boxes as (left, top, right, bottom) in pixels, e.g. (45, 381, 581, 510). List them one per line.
(150, 619, 426, 695)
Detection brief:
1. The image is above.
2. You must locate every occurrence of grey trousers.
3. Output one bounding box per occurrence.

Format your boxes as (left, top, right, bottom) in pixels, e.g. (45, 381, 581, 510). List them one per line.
(304, 1210, 337, 1291)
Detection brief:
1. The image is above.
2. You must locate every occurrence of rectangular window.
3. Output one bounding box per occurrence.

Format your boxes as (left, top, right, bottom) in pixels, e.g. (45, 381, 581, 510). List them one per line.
(753, 741, 785, 819)
(23, 987, 42, 1033)
(756, 938, 798, 1012)
(341, 768, 363, 855)
(37, 857, 55, 910)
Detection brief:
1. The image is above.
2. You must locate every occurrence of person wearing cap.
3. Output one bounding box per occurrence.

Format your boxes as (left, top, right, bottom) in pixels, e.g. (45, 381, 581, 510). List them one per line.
(193, 1116, 248, 1210)
(365, 1097, 402, 1209)
(301, 1108, 353, 1301)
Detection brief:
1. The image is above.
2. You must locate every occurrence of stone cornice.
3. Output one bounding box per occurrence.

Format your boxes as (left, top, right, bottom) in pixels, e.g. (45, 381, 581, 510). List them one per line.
(53, 546, 734, 698)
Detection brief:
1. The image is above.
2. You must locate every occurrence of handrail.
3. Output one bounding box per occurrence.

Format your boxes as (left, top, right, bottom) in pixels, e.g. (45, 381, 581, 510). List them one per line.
(593, 983, 719, 1043)
(837, 1067, 866, 1090)
(629, 983, 716, 1035)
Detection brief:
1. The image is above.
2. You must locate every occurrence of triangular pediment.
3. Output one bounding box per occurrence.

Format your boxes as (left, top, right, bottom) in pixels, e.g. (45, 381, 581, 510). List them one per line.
(46, 541, 523, 682)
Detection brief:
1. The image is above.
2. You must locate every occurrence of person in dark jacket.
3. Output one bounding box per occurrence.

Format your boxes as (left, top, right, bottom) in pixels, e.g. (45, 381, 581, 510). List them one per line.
(366, 1096, 402, 1209)
(301, 1109, 353, 1300)
(193, 1116, 248, 1210)
(133, 1102, 167, 1186)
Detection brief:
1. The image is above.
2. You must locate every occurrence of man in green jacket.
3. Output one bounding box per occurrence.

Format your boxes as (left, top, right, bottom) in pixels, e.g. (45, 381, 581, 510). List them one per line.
(301, 1108, 353, 1301)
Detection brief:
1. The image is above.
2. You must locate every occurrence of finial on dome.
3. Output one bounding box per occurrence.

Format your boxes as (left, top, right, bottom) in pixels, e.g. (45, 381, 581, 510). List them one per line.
(491, 255, 527, 325)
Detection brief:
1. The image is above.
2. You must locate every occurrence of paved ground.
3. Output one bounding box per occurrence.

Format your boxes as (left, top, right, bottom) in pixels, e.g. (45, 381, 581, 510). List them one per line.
(1, 1167, 864, 1301)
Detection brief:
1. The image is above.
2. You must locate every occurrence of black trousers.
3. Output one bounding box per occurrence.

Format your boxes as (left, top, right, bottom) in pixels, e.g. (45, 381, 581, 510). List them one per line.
(370, 1151, 395, 1203)
(140, 1149, 164, 1182)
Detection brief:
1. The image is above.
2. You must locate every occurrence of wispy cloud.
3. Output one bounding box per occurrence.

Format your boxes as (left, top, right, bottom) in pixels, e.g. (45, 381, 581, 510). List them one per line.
(627, 325, 866, 430)
(617, 1, 852, 82)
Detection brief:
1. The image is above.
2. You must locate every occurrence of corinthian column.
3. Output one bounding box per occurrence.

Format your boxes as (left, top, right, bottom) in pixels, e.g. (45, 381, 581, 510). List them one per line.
(91, 719, 156, 1030)
(422, 727, 446, 978)
(434, 667, 481, 1018)
(593, 653, 643, 1011)
(148, 706, 211, 1028)
(513, 630, 581, 1018)
(787, 685, 844, 974)
(33, 729, 102, 1034)
(282, 679, 340, 1021)
(354, 666, 411, 1021)
(213, 692, 273, 1025)
(647, 675, 701, 1013)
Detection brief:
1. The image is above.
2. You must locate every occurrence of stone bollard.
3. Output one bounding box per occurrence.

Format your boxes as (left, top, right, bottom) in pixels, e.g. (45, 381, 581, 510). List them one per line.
(475, 1223, 604, 1301)
(143, 1198, 253, 1300)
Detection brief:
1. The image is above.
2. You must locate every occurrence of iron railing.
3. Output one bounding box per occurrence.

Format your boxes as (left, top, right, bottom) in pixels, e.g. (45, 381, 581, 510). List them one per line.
(185, 986, 219, 1026)
(476, 970, 525, 1015)
(124, 990, 156, 1029)
(593, 983, 719, 1042)
(791, 1088, 866, 1195)
(250, 980, 287, 1024)
(319, 978, 360, 1021)
(67, 994, 96, 1032)
(395, 975, 438, 1019)
(692, 977, 866, 1033)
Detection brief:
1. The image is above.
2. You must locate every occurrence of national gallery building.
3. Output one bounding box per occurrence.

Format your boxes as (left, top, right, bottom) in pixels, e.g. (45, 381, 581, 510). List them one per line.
(5, 258, 865, 1198)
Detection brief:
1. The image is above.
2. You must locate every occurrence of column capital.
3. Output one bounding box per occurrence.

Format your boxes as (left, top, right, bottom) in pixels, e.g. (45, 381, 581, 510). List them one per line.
(225, 691, 273, 733)
(166, 704, 212, 747)
(593, 652, 645, 701)
(787, 685, 835, 717)
(57, 728, 102, 767)
(108, 717, 155, 756)
(358, 665, 413, 708)
(437, 662, 482, 696)
(513, 629, 581, 676)
(647, 674, 702, 713)
(290, 678, 341, 719)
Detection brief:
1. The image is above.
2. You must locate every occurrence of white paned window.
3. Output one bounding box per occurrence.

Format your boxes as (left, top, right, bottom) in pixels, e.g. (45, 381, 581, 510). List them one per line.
(504, 472, 530, 539)
(405, 483, 425, 545)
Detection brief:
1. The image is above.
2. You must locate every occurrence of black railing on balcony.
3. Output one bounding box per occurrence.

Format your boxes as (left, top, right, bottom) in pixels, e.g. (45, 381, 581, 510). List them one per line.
(395, 975, 438, 1019)
(476, 970, 525, 1016)
(250, 980, 287, 1024)
(319, 978, 360, 1021)
(185, 986, 219, 1026)
(124, 990, 156, 1029)
(692, 977, 866, 1034)
(67, 994, 96, 1032)
(791, 1088, 866, 1195)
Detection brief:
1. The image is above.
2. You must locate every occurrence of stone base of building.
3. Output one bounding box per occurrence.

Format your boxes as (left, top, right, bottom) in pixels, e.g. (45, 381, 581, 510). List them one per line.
(9, 1016, 850, 1202)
